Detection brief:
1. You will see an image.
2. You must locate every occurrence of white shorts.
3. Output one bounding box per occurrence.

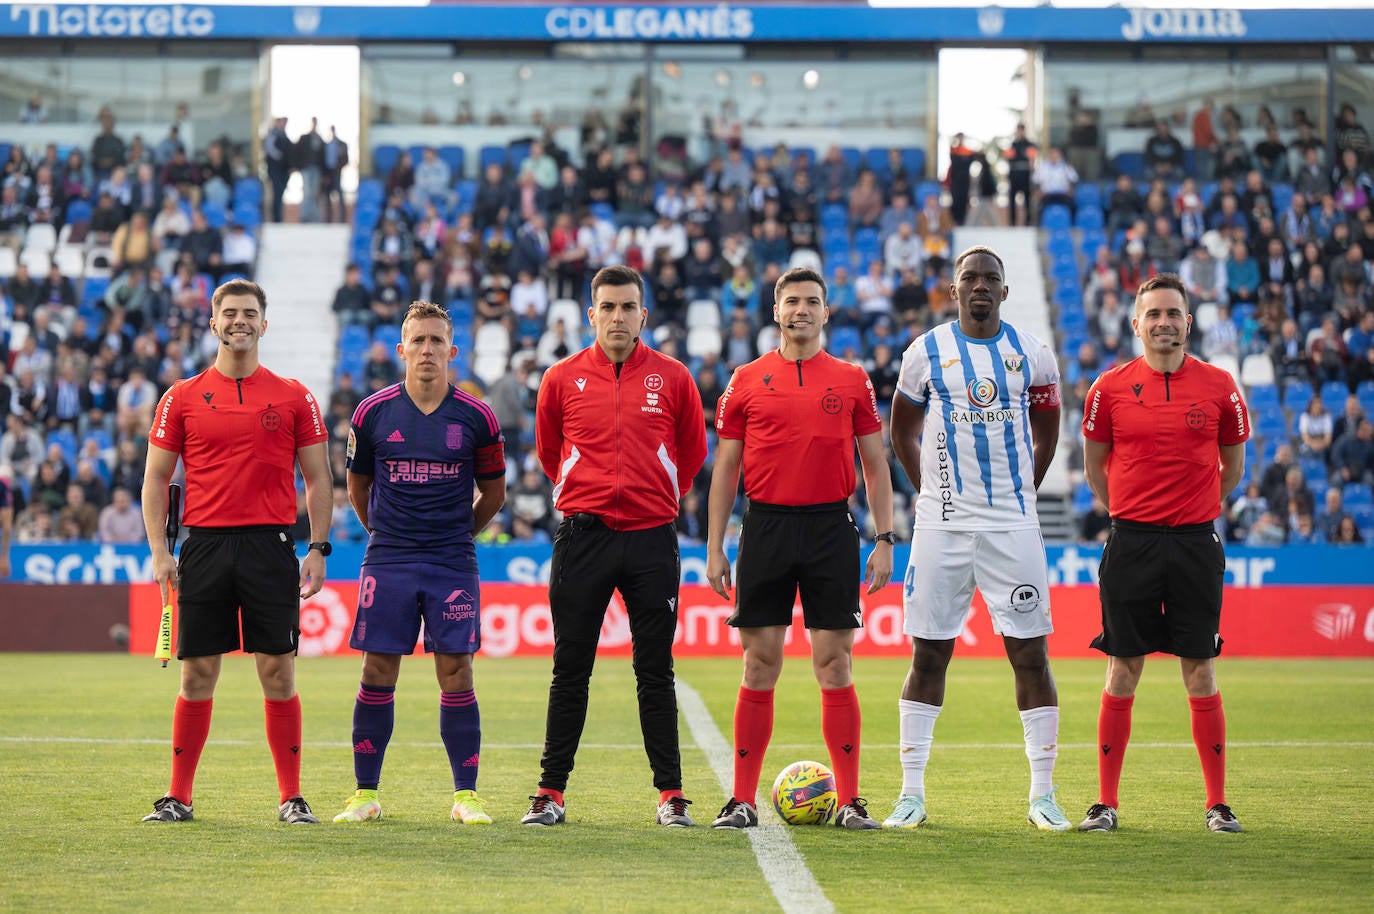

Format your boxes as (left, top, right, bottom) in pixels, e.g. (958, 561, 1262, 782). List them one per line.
(902, 528, 1053, 640)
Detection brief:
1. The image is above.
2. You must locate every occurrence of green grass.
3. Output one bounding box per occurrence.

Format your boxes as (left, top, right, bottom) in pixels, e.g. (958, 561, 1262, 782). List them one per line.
(2, 655, 1371, 912)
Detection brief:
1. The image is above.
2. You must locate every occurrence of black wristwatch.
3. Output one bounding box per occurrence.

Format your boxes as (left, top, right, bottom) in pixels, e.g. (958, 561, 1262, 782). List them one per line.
(874, 532, 895, 545)
(308, 541, 333, 557)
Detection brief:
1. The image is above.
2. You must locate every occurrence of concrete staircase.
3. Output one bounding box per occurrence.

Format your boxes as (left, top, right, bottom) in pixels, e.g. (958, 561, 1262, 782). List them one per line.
(254, 223, 350, 405)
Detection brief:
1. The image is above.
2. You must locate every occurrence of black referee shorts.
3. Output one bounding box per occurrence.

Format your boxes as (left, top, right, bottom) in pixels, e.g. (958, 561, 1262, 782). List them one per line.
(1091, 518, 1226, 659)
(177, 526, 302, 657)
(731, 500, 861, 630)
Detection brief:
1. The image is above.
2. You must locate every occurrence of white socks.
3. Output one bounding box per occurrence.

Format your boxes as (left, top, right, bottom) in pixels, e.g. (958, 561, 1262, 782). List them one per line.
(1019, 706, 1060, 800)
(897, 699, 942, 798)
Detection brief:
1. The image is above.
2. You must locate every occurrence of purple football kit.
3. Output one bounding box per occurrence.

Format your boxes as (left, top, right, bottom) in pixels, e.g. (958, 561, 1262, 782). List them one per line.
(347, 382, 505, 654)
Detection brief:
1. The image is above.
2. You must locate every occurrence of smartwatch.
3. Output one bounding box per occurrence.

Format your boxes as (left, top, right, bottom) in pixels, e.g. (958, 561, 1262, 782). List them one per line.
(874, 532, 895, 545)
(308, 541, 333, 557)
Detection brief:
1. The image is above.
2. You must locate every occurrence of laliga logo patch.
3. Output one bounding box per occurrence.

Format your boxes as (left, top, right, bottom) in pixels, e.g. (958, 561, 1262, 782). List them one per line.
(644, 373, 664, 392)
(967, 377, 999, 409)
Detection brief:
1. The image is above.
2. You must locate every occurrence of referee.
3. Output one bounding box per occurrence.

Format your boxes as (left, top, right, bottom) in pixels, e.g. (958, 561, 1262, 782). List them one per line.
(706, 266, 894, 830)
(1078, 273, 1249, 834)
(523, 265, 707, 828)
(141, 279, 333, 824)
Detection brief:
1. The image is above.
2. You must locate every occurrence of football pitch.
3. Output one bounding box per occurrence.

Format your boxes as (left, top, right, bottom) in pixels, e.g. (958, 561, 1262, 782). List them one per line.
(3, 654, 1371, 913)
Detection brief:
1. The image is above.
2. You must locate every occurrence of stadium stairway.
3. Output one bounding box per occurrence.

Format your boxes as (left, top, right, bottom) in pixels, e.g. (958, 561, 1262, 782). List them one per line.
(950, 225, 1076, 542)
(254, 223, 351, 406)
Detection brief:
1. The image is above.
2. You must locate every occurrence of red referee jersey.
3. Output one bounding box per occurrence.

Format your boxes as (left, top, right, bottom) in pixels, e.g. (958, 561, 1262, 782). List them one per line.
(717, 349, 882, 505)
(1082, 355, 1249, 526)
(536, 341, 707, 531)
(150, 365, 327, 527)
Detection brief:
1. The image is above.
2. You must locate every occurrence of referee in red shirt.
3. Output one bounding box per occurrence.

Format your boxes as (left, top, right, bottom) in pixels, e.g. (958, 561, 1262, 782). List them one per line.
(706, 266, 894, 830)
(1078, 273, 1249, 834)
(523, 265, 707, 828)
(141, 279, 334, 824)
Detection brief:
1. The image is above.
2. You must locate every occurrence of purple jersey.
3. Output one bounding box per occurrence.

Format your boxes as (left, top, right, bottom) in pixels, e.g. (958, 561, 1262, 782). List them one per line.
(348, 383, 505, 571)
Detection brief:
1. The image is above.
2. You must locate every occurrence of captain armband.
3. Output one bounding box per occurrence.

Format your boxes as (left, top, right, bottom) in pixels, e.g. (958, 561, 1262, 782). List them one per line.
(1028, 384, 1061, 411)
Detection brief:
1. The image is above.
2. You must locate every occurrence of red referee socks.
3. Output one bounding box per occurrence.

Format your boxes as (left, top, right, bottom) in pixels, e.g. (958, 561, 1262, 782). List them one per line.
(1096, 691, 1134, 810)
(1189, 692, 1227, 809)
(168, 696, 212, 804)
(264, 695, 303, 804)
(732, 686, 774, 805)
(821, 685, 862, 803)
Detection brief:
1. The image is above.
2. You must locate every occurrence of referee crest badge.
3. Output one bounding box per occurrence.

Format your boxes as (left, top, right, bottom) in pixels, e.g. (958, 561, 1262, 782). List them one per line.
(1003, 355, 1025, 373)
(446, 424, 463, 449)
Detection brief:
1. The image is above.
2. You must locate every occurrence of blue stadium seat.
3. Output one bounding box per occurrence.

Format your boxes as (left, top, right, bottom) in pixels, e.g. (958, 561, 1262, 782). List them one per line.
(901, 147, 926, 178)
(232, 201, 261, 228)
(864, 147, 890, 181)
(589, 202, 616, 224)
(1113, 152, 1145, 179)
(478, 145, 506, 174)
(1046, 230, 1075, 258)
(1271, 182, 1294, 216)
(1079, 228, 1108, 259)
(827, 326, 862, 356)
(1254, 409, 1288, 441)
(452, 178, 477, 215)
(1357, 380, 1374, 415)
(81, 276, 109, 309)
(915, 181, 943, 205)
(202, 200, 227, 229)
(356, 179, 385, 207)
(1074, 182, 1102, 209)
(65, 198, 93, 225)
(1281, 378, 1313, 408)
(507, 141, 531, 175)
(1075, 205, 1104, 231)
(1247, 383, 1281, 412)
(1199, 182, 1218, 208)
(233, 177, 263, 204)
(372, 144, 401, 176)
(47, 429, 78, 471)
(1042, 205, 1072, 231)
(407, 144, 429, 171)
(839, 147, 862, 173)
(1053, 284, 1084, 308)
(372, 324, 402, 351)
(820, 203, 849, 231)
(83, 429, 113, 456)
(1321, 381, 1348, 415)
(340, 324, 370, 351)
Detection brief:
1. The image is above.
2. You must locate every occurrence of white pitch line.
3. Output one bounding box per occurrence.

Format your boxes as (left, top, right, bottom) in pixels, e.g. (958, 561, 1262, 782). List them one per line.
(675, 679, 835, 914)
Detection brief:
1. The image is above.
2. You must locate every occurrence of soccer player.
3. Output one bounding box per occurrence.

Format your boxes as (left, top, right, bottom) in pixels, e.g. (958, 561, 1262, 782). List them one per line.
(141, 279, 332, 824)
(333, 301, 506, 825)
(1078, 274, 1249, 834)
(522, 265, 707, 828)
(706, 266, 895, 831)
(883, 246, 1069, 831)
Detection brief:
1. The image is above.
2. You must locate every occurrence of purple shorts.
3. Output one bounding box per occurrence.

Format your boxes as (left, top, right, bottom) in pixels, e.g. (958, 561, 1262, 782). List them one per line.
(351, 562, 482, 655)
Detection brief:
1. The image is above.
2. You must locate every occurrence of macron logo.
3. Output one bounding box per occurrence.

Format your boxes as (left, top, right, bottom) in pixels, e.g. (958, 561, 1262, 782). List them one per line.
(575, 378, 587, 392)
(387, 430, 405, 443)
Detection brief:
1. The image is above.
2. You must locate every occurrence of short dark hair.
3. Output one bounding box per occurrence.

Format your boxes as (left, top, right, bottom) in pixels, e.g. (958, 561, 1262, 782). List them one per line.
(774, 266, 827, 303)
(953, 245, 1005, 277)
(1134, 272, 1190, 312)
(401, 300, 453, 342)
(212, 278, 267, 314)
(590, 264, 645, 303)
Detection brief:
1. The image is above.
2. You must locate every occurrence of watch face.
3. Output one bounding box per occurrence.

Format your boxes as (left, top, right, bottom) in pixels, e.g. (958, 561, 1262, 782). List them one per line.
(312, 542, 332, 556)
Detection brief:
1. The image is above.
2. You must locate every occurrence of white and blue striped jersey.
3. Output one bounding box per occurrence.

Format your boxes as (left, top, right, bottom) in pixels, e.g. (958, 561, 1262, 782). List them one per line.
(896, 320, 1059, 532)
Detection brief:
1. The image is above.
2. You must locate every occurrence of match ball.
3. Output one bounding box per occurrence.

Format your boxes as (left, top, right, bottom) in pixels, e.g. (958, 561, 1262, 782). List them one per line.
(771, 760, 837, 825)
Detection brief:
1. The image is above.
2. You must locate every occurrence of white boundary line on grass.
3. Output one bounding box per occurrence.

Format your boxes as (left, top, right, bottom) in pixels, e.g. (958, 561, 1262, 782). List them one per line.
(675, 679, 836, 914)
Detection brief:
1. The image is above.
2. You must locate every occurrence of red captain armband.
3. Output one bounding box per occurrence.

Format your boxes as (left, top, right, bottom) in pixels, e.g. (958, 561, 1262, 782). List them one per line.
(475, 441, 506, 477)
(1028, 384, 1061, 411)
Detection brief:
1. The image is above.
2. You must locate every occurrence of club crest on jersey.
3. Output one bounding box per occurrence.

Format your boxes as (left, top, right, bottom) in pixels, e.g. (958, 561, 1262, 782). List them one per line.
(644, 373, 664, 392)
(260, 408, 282, 432)
(821, 392, 843, 414)
(447, 424, 463, 449)
(1003, 355, 1025, 373)
(967, 378, 1000, 409)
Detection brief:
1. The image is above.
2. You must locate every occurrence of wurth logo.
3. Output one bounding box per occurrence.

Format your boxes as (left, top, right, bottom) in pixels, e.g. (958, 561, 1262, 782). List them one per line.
(1313, 604, 1357, 641)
